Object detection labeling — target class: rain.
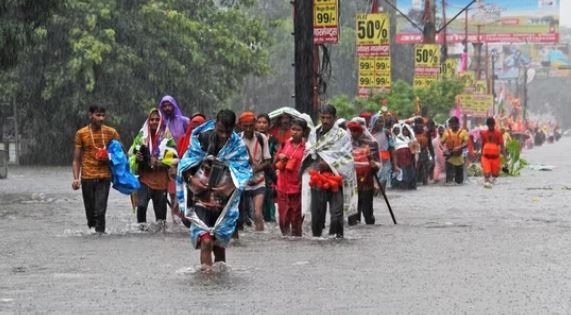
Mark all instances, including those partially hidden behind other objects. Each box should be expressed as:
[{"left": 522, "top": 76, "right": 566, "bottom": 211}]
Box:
[{"left": 1, "top": 0, "right": 571, "bottom": 313}]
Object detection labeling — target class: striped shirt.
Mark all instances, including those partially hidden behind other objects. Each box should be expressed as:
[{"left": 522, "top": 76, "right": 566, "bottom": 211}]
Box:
[{"left": 75, "top": 125, "right": 120, "bottom": 179}]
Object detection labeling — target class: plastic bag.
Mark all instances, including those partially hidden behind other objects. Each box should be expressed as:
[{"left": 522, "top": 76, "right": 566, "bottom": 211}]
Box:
[{"left": 108, "top": 139, "right": 141, "bottom": 194}]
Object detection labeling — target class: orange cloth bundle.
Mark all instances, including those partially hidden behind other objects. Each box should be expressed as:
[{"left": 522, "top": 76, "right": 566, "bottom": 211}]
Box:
[
  {"left": 275, "top": 159, "right": 286, "bottom": 171},
  {"left": 352, "top": 147, "right": 371, "bottom": 180},
  {"left": 308, "top": 169, "right": 343, "bottom": 192}
]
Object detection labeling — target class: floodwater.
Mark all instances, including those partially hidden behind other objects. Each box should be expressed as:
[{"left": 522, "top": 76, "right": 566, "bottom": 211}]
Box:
[{"left": 1, "top": 138, "right": 571, "bottom": 314}]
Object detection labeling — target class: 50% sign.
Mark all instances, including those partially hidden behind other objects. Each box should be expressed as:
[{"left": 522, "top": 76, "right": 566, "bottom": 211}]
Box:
[
  {"left": 415, "top": 44, "right": 439, "bottom": 67},
  {"left": 356, "top": 14, "right": 389, "bottom": 46}
]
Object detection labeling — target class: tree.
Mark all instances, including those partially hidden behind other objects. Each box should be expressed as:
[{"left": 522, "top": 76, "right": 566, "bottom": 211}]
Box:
[
  {"left": 0, "top": 0, "right": 60, "bottom": 70},
  {"left": 326, "top": 77, "right": 466, "bottom": 122},
  {"left": 1, "top": 0, "right": 269, "bottom": 164}
]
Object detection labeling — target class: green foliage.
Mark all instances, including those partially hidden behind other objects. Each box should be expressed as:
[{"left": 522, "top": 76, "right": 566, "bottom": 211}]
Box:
[
  {"left": 1, "top": 0, "right": 269, "bottom": 164},
  {"left": 0, "top": 0, "right": 60, "bottom": 70},
  {"left": 326, "top": 77, "right": 466, "bottom": 121},
  {"left": 329, "top": 95, "right": 356, "bottom": 119},
  {"left": 413, "top": 79, "right": 465, "bottom": 119},
  {"left": 467, "top": 163, "right": 483, "bottom": 177},
  {"left": 503, "top": 139, "right": 528, "bottom": 176}
]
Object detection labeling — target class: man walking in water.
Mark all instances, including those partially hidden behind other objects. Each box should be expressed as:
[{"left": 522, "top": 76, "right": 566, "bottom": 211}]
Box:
[
  {"left": 302, "top": 105, "right": 356, "bottom": 238},
  {"left": 176, "top": 109, "right": 252, "bottom": 271},
  {"left": 72, "top": 106, "right": 120, "bottom": 234},
  {"left": 480, "top": 117, "right": 504, "bottom": 188},
  {"left": 441, "top": 116, "right": 468, "bottom": 185},
  {"left": 239, "top": 112, "right": 271, "bottom": 232},
  {"left": 157, "top": 95, "right": 189, "bottom": 224}
]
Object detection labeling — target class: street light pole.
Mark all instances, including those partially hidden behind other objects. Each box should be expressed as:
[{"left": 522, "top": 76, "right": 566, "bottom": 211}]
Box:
[
  {"left": 523, "top": 65, "right": 528, "bottom": 123},
  {"left": 491, "top": 48, "right": 497, "bottom": 116}
]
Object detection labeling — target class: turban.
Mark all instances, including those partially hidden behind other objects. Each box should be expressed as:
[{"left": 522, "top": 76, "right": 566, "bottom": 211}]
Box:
[
  {"left": 239, "top": 112, "right": 256, "bottom": 123},
  {"left": 359, "top": 112, "right": 372, "bottom": 119},
  {"left": 191, "top": 114, "right": 206, "bottom": 125},
  {"left": 346, "top": 121, "right": 363, "bottom": 132}
]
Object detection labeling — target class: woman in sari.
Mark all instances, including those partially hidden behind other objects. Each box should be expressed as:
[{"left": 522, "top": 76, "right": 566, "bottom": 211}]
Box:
[
  {"left": 391, "top": 123, "right": 417, "bottom": 190},
  {"left": 432, "top": 125, "right": 446, "bottom": 183}
]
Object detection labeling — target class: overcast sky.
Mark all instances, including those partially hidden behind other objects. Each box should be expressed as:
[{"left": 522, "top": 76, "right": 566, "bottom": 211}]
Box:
[{"left": 562, "top": 0, "right": 570, "bottom": 27}]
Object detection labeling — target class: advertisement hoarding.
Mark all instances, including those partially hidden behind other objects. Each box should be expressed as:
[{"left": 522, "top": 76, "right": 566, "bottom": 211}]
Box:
[{"left": 396, "top": 0, "right": 560, "bottom": 44}]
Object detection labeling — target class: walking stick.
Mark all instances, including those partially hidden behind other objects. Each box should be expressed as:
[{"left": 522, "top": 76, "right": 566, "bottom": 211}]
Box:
[{"left": 374, "top": 173, "right": 397, "bottom": 224}]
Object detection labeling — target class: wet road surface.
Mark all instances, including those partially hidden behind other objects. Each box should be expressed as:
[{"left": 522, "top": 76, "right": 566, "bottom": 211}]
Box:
[{"left": 1, "top": 138, "right": 571, "bottom": 314}]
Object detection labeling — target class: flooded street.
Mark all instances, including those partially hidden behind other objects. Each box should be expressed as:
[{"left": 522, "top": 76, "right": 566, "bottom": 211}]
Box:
[{"left": 1, "top": 138, "right": 571, "bottom": 314}]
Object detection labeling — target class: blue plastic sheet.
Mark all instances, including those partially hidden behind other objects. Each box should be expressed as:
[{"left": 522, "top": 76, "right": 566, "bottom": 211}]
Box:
[{"left": 108, "top": 139, "right": 140, "bottom": 194}]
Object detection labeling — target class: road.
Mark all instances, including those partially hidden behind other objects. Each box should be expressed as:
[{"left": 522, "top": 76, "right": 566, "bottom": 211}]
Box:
[{"left": 1, "top": 138, "right": 571, "bottom": 314}]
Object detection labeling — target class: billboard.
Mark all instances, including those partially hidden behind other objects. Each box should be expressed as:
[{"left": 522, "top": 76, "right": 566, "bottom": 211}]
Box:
[
  {"left": 494, "top": 43, "right": 571, "bottom": 80},
  {"left": 396, "top": 0, "right": 560, "bottom": 44}
]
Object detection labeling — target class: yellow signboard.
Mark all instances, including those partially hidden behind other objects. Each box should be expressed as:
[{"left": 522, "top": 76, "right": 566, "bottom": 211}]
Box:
[
  {"left": 458, "top": 94, "right": 493, "bottom": 113},
  {"left": 474, "top": 80, "right": 488, "bottom": 94},
  {"left": 314, "top": 0, "right": 338, "bottom": 27},
  {"left": 356, "top": 13, "right": 389, "bottom": 46},
  {"left": 356, "top": 13, "right": 391, "bottom": 96},
  {"left": 313, "top": 0, "right": 339, "bottom": 44},
  {"left": 413, "top": 77, "right": 437, "bottom": 89},
  {"left": 460, "top": 71, "right": 476, "bottom": 89},
  {"left": 441, "top": 59, "right": 457, "bottom": 79},
  {"left": 413, "top": 44, "right": 440, "bottom": 89},
  {"left": 415, "top": 44, "right": 440, "bottom": 68},
  {"left": 375, "top": 55, "right": 391, "bottom": 88},
  {"left": 375, "top": 57, "right": 391, "bottom": 72},
  {"left": 358, "top": 56, "right": 391, "bottom": 91}
]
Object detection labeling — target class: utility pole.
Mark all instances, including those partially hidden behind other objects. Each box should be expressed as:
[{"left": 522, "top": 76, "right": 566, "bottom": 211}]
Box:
[
  {"left": 422, "top": 0, "right": 436, "bottom": 43},
  {"left": 293, "top": 0, "right": 316, "bottom": 119},
  {"left": 474, "top": 24, "right": 482, "bottom": 80},
  {"left": 523, "top": 66, "right": 528, "bottom": 123},
  {"left": 491, "top": 48, "right": 497, "bottom": 116},
  {"left": 12, "top": 96, "right": 19, "bottom": 165},
  {"left": 441, "top": 0, "right": 447, "bottom": 63}
]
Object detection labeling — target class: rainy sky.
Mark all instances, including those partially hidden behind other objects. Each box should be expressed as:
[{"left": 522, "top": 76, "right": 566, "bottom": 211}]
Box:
[{"left": 562, "top": 0, "right": 571, "bottom": 27}]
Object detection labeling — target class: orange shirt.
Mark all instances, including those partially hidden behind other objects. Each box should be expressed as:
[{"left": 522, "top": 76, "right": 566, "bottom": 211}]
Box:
[
  {"left": 480, "top": 129, "right": 504, "bottom": 147},
  {"left": 75, "top": 125, "right": 120, "bottom": 180}
]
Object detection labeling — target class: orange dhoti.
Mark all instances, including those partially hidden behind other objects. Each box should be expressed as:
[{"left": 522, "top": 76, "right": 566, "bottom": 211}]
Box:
[{"left": 481, "top": 143, "right": 501, "bottom": 176}]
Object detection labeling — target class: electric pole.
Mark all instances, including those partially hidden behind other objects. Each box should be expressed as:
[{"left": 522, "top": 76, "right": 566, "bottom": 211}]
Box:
[
  {"left": 422, "top": 0, "right": 436, "bottom": 43},
  {"left": 293, "top": 0, "right": 316, "bottom": 119}
]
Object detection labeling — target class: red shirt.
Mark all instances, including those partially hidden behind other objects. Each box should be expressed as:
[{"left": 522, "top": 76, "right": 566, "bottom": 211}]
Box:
[
  {"left": 276, "top": 139, "right": 305, "bottom": 194},
  {"left": 177, "top": 127, "right": 193, "bottom": 157}
]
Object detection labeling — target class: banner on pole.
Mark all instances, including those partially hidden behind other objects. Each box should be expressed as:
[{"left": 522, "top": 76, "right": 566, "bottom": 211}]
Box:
[
  {"left": 413, "top": 44, "right": 440, "bottom": 89},
  {"left": 356, "top": 13, "right": 391, "bottom": 97},
  {"left": 396, "top": 0, "right": 560, "bottom": 44},
  {"left": 313, "top": 0, "right": 339, "bottom": 44}
]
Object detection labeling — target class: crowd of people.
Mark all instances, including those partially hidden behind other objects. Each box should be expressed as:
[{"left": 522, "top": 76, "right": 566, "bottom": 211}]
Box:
[{"left": 71, "top": 96, "right": 563, "bottom": 271}]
